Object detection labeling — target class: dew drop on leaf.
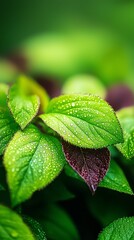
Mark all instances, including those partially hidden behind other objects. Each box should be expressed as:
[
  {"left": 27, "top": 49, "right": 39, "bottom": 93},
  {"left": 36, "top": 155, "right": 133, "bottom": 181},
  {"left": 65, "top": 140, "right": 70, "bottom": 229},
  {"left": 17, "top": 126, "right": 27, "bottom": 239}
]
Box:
[{"left": 10, "top": 231, "right": 18, "bottom": 238}]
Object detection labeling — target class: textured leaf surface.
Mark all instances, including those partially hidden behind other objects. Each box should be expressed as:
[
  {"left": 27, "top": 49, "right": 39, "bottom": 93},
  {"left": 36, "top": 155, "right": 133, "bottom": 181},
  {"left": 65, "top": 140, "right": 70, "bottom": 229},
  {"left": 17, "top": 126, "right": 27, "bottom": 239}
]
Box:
[
  {"left": 116, "top": 107, "right": 134, "bottom": 159},
  {"left": 0, "top": 110, "right": 19, "bottom": 155},
  {"left": 64, "top": 164, "right": 83, "bottom": 181},
  {"left": 0, "top": 86, "right": 19, "bottom": 155},
  {"left": 99, "top": 159, "right": 133, "bottom": 194},
  {"left": 4, "top": 124, "right": 65, "bottom": 206},
  {"left": 40, "top": 95, "right": 123, "bottom": 148},
  {"left": 98, "top": 217, "right": 134, "bottom": 240},
  {"left": 8, "top": 83, "right": 40, "bottom": 129},
  {"left": 62, "top": 141, "right": 110, "bottom": 193},
  {"left": 0, "top": 205, "right": 34, "bottom": 240},
  {"left": 23, "top": 215, "right": 47, "bottom": 240}
]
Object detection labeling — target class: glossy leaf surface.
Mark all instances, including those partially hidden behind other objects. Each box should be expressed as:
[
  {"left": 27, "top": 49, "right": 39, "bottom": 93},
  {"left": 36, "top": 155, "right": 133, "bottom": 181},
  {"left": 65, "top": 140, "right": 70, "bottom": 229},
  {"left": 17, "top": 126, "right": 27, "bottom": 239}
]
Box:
[
  {"left": 40, "top": 95, "right": 123, "bottom": 148},
  {"left": 98, "top": 217, "right": 134, "bottom": 240},
  {"left": 0, "top": 205, "right": 34, "bottom": 240},
  {"left": 4, "top": 124, "right": 65, "bottom": 206},
  {"left": 62, "top": 141, "right": 110, "bottom": 193}
]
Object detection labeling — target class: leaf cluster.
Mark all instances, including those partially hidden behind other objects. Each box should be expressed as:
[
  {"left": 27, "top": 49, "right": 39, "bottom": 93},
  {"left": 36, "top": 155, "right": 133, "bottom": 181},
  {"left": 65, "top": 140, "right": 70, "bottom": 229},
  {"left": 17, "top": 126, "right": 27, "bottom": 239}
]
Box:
[{"left": 0, "top": 75, "right": 134, "bottom": 239}]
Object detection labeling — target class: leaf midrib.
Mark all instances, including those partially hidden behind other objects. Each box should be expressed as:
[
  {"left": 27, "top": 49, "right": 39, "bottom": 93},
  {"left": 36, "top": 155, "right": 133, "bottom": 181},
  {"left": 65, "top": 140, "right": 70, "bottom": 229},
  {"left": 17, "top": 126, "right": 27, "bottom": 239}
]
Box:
[
  {"left": 13, "top": 136, "right": 42, "bottom": 201},
  {"left": 44, "top": 112, "right": 122, "bottom": 142}
]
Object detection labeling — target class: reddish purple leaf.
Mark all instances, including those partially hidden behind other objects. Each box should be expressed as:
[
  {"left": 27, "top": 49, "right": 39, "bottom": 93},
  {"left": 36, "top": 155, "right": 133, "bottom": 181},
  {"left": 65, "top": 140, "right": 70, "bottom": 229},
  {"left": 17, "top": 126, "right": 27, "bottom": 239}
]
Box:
[
  {"left": 8, "top": 52, "right": 28, "bottom": 72},
  {"left": 35, "top": 75, "right": 61, "bottom": 98},
  {"left": 106, "top": 84, "right": 134, "bottom": 111},
  {"left": 62, "top": 141, "right": 110, "bottom": 194}
]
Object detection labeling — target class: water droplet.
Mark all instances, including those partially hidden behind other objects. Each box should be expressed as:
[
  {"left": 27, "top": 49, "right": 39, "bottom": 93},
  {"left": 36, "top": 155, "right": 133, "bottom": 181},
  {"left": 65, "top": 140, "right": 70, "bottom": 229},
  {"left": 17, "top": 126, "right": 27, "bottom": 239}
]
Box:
[
  {"left": 72, "top": 102, "right": 75, "bottom": 107},
  {"left": 10, "top": 231, "right": 18, "bottom": 238}
]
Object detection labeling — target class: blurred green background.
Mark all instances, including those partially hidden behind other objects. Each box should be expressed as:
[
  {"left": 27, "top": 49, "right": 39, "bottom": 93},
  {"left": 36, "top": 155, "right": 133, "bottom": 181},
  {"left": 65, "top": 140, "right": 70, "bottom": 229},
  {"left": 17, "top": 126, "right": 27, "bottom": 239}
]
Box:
[
  {"left": 0, "top": 0, "right": 134, "bottom": 88},
  {"left": 0, "top": 2, "right": 134, "bottom": 239}
]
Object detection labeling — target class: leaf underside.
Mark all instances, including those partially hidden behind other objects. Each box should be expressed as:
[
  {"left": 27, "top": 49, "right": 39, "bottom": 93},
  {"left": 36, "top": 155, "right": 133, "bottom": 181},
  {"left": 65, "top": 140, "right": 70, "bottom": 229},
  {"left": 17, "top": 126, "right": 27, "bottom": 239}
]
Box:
[{"left": 62, "top": 140, "right": 110, "bottom": 193}]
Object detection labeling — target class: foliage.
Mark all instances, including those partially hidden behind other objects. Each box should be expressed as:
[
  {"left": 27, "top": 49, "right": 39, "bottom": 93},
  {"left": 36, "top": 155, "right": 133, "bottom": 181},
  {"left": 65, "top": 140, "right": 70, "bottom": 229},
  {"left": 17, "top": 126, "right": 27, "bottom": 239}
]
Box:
[{"left": 0, "top": 74, "right": 134, "bottom": 239}]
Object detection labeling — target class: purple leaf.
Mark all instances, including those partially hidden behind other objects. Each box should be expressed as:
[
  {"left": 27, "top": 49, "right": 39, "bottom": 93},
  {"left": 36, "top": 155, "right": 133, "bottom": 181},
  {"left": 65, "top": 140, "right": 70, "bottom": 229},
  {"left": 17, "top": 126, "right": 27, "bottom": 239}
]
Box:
[
  {"left": 8, "top": 52, "right": 28, "bottom": 72},
  {"left": 62, "top": 141, "right": 110, "bottom": 194},
  {"left": 106, "top": 84, "right": 134, "bottom": 111},
  {"left": 35, "top": 75, "right": 61, "bottom": 98}
]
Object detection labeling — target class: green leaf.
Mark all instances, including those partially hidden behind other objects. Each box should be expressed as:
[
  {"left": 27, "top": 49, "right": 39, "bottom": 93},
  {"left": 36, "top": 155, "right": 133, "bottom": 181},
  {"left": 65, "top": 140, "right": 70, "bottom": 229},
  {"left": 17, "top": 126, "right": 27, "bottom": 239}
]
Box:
[
  {"left": 116, "top": 107, "right": 134, "bottom": 159},
  {"left": 88, "top": 190, "right": 133, "bottom": 227},
  {"left": 98, "top": 217, "right": 134, "bottom": 240},
  {"left": 62, "top": 74, "right": 106, "bottom": 98},
  {"left": 65, "top": 157, "right": 133, "bottom": 195},
  {"left": 0, "top": 110, "right": 19, "bottom": 155},
  {"left": 99, "top": 159, "right": 133, "bottom": 195},
  {"left": 23, "top": 215, "right": 47, "bottom": 240},
  {"left": 8, "top": 82, "right": 40, "bottom": 129},
  {"left": 0, "top": 205, "right": 35, "bottom": 239},
  {"left": 0, "top": 184, "right": 5, "bottom": 191},
  {"left": 17, "top": 75, "right": 49, "bottom": 112},
  {"left": 40, "top": 95, "right": 123, "bottom": 148},
  {"left": 39, "top": 204, "right": 80, "bottom": 240},
  {"left": 0, "top": 86, "right": 19, "bottom": 155},
  {"left": 0, "top": 83, "right": 9, "bottom": 107},
  {"left": 4, "top": 124, "right": 65, "bottom": 206}
]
